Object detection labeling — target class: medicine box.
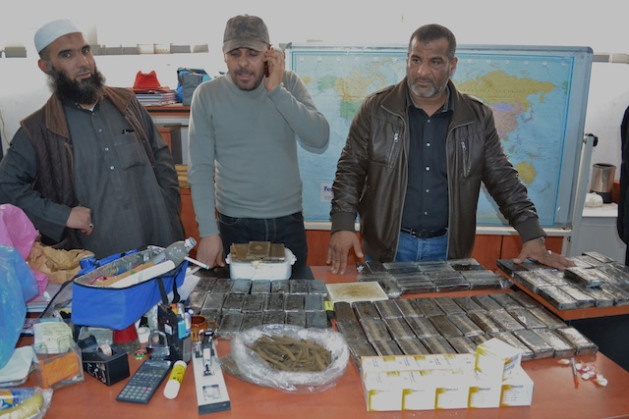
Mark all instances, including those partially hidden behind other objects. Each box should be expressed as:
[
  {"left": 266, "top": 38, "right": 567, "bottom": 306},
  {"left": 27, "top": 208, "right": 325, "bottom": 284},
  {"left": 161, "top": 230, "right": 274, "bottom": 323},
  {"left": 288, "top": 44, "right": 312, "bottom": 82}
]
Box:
[
  {"left": 362, "top": 370, "right": 415, "bottom": 411},
  {"left": 360, "top": 348, "right": 532, "bottom": 411},
  {"left": 468, "top": 373, "right": 502, "bottom": 408},
  {"left": 475, "top": 337, "right": 522, "bottom": 380},
  {"left": 362, "top": 369, "right": 472, "bottom": 411},
  {"left": 500, "top": 366, "right": 534, "bottom": 406},
  {"left": 424, "top": 369, "right": 471, "bottom": 409},
  {"left": 361, "top": 353, "right": 475, "bottom": 373}
]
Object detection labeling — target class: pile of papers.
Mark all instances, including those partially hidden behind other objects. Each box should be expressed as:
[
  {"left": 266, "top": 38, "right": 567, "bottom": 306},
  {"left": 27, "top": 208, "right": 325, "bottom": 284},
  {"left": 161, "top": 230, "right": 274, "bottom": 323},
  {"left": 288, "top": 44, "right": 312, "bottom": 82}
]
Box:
[{"left": 134, "top": 89, "right": 177, "bottom": 106}]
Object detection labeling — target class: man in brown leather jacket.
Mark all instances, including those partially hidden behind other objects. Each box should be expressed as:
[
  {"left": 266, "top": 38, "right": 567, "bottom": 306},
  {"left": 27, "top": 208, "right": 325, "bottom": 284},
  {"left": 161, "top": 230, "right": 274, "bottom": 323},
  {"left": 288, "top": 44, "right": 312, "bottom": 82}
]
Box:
[{"left": 327, "top": 24, "right": 573, "bottom": 274}]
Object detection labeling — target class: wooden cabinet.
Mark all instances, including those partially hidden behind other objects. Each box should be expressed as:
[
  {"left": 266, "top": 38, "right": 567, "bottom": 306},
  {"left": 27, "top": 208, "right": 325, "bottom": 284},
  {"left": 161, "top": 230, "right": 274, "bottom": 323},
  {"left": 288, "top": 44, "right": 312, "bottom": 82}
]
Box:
[
  {"left": 179, "top": 187, "right": 199, "bottom": 258},
  {"left": 157, "top": 125, "right": 183, "bottom": 164}
]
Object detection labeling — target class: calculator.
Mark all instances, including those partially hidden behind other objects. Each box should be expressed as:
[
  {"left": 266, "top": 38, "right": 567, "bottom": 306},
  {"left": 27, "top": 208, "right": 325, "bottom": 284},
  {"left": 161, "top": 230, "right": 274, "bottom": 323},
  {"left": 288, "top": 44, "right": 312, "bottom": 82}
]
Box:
[{"left": 116, "top": 359, "right": 172, "bottom": 404}]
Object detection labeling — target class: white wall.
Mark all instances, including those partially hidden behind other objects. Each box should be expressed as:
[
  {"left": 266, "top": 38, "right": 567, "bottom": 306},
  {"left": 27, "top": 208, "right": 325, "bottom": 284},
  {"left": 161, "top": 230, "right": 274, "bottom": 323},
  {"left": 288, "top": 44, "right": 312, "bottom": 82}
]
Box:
[{"left": 1, "top": 0, "right": 628, "bottom": 181}]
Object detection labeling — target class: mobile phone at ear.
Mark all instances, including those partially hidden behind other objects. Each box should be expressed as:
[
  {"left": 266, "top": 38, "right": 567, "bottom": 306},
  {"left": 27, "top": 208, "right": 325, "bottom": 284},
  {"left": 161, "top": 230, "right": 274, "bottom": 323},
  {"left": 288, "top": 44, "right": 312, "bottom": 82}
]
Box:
[{"left": 264, "top": 61, "right": 270, "bottom": 77}]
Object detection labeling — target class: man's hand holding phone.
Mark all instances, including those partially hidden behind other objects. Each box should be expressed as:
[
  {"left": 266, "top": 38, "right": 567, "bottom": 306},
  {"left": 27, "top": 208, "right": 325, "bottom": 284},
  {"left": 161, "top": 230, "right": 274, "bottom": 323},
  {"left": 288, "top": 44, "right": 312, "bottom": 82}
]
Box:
[{"left": 263, "top": 46, "right": 284, "bottom": 91}]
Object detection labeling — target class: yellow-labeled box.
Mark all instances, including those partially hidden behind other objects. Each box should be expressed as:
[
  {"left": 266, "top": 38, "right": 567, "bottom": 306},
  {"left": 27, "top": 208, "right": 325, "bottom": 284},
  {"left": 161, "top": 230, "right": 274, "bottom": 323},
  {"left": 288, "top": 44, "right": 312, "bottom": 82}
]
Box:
[
  {"left": 501, "top": 366, "right": 534, "bottom": 406},
  {"left": 475, "top": 338, "right": 522, "bottom": 380}
]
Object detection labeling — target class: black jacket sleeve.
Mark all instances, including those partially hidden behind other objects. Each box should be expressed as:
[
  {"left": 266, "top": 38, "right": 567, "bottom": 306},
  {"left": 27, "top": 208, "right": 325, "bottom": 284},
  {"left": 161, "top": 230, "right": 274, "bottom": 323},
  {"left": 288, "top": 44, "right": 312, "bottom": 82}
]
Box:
[{"left": 618, "top": 105, "right": 629, "bottom": 247}]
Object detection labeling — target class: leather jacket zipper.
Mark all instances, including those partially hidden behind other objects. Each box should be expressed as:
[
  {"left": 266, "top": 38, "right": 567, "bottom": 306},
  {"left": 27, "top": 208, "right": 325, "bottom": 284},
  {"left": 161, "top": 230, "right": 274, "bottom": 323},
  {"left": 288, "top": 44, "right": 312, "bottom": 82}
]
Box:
[
  {"left": 461, "top": 139, "right": 469, "bottom": 176},
  {"left": 388, "top": 131, "right": 400, "bottom": 165}
]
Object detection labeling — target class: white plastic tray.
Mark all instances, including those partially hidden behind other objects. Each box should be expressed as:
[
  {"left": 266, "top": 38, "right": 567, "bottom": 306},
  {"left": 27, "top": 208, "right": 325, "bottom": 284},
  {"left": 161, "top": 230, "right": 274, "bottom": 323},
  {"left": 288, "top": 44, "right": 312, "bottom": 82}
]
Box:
[{"left": 226, "top": 248, "right": 296, "bottom": 280}]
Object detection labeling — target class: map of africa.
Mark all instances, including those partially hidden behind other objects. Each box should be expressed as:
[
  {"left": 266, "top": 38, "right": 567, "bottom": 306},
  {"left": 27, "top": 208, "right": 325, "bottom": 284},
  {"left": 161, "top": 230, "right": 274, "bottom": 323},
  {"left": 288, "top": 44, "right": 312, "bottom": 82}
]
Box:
[{"left": 289, "top": 46, "right": 591, "bottom": 227}]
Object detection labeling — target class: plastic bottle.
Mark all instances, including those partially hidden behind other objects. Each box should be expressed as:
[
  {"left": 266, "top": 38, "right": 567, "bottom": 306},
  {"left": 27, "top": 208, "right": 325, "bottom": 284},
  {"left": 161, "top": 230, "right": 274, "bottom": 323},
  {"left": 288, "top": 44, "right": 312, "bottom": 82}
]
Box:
[
  {"left": 146, "top": 304, "right": 159, "bottom": 331},
  {"left": 151, "top": 237, "right": 196, "bottom": 266},
  {"left": 163, "top": 360, "right": 187, "bottom": 399}
]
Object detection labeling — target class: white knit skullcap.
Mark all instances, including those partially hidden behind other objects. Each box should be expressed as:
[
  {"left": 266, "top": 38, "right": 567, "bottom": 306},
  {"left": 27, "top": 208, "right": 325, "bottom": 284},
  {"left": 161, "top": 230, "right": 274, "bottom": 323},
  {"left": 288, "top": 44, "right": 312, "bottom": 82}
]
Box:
[{"left": 34, "top": 19, "right": 81, "bottom": 53}]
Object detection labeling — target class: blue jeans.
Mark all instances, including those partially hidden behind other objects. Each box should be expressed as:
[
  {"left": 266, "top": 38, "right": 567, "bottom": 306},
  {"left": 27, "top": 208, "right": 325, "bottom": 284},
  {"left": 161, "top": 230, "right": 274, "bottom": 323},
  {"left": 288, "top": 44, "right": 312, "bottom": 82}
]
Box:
[
  {"left": 395, "top": 231, "right": 448, "bottom": 262},
  {"left": 218, "top": 212, "right": 312, "bottom": 279}
]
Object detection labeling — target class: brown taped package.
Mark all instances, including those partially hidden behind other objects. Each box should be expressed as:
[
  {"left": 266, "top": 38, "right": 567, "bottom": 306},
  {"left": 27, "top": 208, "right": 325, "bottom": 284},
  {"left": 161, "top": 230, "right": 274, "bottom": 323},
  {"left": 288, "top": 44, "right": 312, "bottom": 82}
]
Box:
[{"left": 27, "top": 242, "right": 94, "bottom": 284}]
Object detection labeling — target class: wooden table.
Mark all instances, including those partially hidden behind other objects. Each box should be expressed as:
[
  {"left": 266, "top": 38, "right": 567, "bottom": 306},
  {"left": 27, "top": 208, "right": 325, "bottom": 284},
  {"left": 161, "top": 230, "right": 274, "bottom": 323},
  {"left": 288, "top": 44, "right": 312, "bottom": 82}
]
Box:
[
  {"left": 145, "top": 103, "right": 190, "bottom": 116},
  {"left": 22, "top": 267, "right": 629, "bottom": 418}
]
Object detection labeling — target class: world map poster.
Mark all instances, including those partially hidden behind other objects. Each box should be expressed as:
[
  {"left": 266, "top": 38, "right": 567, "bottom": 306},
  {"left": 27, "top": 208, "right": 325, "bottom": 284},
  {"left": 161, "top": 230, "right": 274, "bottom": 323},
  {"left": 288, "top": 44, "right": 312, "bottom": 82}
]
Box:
[{"left": 289, "top": 45, "right": 592, "bottom": 228}]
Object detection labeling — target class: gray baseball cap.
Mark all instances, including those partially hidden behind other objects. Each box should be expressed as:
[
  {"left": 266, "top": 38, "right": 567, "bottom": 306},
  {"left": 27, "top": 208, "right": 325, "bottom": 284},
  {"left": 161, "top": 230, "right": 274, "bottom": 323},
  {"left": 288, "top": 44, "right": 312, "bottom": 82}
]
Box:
[{"left": 222, "top": 15, "right": 270, "bottom": 53}]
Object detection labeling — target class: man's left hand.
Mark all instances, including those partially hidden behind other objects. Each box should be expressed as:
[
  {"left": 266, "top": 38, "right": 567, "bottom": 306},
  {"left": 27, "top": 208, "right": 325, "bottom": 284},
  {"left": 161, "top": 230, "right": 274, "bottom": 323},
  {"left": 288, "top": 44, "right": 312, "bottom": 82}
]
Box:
[{"left": 514, "top": 237, "right": 575, "bottom": 270}]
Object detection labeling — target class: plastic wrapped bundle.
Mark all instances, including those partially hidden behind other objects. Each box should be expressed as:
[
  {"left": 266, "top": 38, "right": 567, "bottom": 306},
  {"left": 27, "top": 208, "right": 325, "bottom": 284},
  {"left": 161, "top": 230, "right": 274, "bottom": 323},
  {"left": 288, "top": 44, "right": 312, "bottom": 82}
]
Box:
[{"left": 228, "top": 324, "right": 349, "bottom": 393}]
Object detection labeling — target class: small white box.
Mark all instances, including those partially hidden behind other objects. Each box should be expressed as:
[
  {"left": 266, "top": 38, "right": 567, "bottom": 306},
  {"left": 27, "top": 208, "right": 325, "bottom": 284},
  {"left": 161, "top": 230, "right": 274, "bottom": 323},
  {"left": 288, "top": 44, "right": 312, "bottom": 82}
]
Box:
[
  {"left": 402, "top": 372, "right": 437, "bottom": 411},
  {"left": 475, "top": 338, "right": 522, "bottom": 380},
  {"left": 361, "top": 355, "right": 419, "bottom": 373},
  {"left": 500, "top": 367, "right": 534, "bottom": 407},
  {"left": 361, "top": 353, "right": 475, "bottom": 374},
  {"left": 360, "top": 352, "right": 530, "bottom": 412},
  {"left": 362, "top": 371, "right": 407, "bottom": 411},
  {"left": 363, "top": 370, "right": 442, "bottom": 411},
  {"left": 415, "top": 353, "right": 476, "bottom": 371},
  {"left": 226, "top": 248, "right": 296, "bottom": 280},
  {"left": 426, "top": 370, "right": 471, "bottom": 410},
  {"left": 468, "top": 373, "right": 501, "bottom": 408}
]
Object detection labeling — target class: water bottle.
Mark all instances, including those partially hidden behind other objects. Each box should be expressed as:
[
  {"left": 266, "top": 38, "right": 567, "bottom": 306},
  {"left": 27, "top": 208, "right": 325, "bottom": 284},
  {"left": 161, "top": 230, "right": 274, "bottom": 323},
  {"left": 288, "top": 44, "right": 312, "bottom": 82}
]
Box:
[{"left": 151, "top": 237, "right": 196, "bottom": 266}]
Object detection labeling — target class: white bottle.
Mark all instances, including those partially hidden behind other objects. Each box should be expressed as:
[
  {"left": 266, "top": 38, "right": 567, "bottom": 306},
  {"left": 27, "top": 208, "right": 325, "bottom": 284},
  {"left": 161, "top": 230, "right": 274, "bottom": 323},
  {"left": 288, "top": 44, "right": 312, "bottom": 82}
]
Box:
[
  {"left": 163, "top": 360, "right": 187, "bottom": 399},
  {"left": 151, "top": 237, "right": 196, "bottom": 266}
]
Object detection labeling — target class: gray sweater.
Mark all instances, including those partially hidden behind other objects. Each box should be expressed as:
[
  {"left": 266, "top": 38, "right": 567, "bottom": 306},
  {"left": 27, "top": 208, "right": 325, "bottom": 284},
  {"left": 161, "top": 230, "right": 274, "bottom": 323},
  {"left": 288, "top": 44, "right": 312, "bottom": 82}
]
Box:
[{"left": 188, "top": 71, "right": 329, "bottom": 237}]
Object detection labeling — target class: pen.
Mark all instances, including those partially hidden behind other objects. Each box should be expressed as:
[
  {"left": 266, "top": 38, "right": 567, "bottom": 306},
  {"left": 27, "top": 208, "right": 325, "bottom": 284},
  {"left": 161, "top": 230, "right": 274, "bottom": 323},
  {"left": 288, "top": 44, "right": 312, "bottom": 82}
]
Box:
[
  {"left": 570, "top": 357, "right": 579, "bottom": 389},
  {"left": 185, "top": 256, "right": 210, "bottom": 270}
]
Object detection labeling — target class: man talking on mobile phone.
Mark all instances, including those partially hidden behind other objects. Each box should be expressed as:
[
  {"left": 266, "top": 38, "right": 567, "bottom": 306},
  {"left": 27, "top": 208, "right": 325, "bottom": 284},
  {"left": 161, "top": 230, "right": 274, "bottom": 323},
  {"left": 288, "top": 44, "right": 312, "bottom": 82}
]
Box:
[{"left": 188, "top": 15, "right": 330, "bottom": 278}]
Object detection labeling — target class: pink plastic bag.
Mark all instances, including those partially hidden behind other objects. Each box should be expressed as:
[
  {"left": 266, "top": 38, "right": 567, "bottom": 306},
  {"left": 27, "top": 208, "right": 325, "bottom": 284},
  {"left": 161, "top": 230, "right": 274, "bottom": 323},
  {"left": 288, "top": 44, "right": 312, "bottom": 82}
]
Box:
[{"left": 0, "top": 204, "right": 49, "bottom": 297}]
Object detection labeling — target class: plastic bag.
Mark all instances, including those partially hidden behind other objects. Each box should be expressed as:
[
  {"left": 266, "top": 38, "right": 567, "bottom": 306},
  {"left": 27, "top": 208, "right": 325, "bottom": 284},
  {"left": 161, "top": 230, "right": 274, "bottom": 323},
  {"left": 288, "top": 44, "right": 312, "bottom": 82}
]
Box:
[
  {"left": 227, "top": 324, "right": 349, "bottom": 394},
  {"left": 0, "top": 204, "right": 49, "bottom": 297},
  {"left": 0, "top": 387, "right": 54, "bottom": 418},
  {"left": 0, "top": 245, "right": 38, "bottom": 369},
  {"left": 0, "top": 204, "right": 37, "bottom": 259}
]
